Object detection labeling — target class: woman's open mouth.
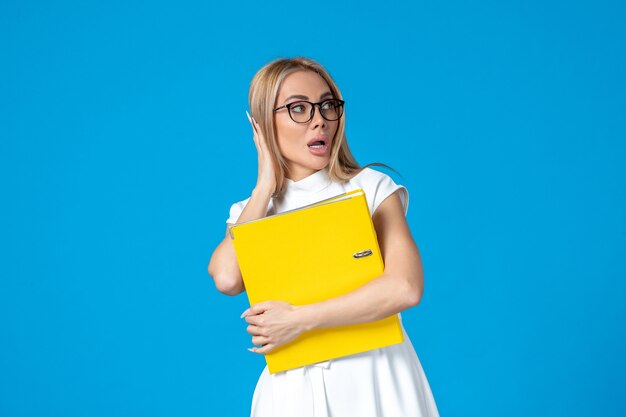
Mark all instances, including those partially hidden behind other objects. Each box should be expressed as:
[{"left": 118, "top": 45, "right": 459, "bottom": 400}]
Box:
[
  {"left": 307, "top": 135, "right": 328, "bottom": 155},
  {"left": 307, "top": 138, "right": 329, "bottom": 155}
]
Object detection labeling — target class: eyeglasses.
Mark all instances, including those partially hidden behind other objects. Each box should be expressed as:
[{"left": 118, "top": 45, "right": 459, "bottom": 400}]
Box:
[{"left": 273, "top": 99, "right": 345, "bottom": 124}]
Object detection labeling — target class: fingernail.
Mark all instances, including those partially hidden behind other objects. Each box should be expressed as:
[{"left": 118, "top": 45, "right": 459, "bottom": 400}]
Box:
[
  {"left": 240, "top": 308, "right": 250, "bottom": 318},
  {"left": 247, "top": 347, "right": 255, "bottom": 352}
]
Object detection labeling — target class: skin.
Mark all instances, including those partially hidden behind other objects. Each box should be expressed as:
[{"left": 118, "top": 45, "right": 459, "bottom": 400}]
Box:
[
  {"left": 274, "top": 70, "right": 339, "bottom": 181},
  {"left": 240, "top": 70, "right": 424, "bottom": 355}
]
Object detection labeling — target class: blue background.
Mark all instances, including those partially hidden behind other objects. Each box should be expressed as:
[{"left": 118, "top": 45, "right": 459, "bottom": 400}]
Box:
[{"left": 1, "top": 0, "right": 625, "bottom": 416}]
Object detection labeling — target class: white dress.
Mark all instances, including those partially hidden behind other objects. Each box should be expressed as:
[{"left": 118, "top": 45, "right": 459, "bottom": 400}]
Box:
[{"left": 226, "top": 166, "right": 440, "bottom": 417}]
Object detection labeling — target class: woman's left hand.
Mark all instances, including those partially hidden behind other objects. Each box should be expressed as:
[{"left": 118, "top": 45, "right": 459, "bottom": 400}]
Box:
[{"left": 242, "top": 301, "right": 307, "bottom": 354}]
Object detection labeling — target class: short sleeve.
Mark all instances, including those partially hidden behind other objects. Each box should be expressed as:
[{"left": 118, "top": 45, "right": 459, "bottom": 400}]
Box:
[
  {"left": 371, "top": 173, "right": 410, "bottom": 217},
  {"left": 225, "top": 197, "right": 250, "bottom": 225}
]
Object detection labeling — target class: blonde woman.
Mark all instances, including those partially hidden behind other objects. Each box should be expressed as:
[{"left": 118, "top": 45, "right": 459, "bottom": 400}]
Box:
[{"left": 208, "top": 57, "right": 439, "bottom": 417}]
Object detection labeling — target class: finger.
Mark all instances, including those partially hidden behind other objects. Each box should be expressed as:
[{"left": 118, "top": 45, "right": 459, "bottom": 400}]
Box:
[
  {"left": 255, "top": 343, "right": 274, "bottom": 354},
  {"left": 246, "top": 111, "right": 257, "bottom": 133},
  {"left": 246, "top": 324, "right": 264, "bottom": 335},
  {"left": 249, "top": 302, "right": 271, "bottom": 316},
  {"left": 248, "top": 112, "right": 259, "bottom": 134},
  {"left": 252, "top": 335, "right": 270, "bottom": 345},
  {"left": 250, "top": 130, "right": 260, "bottom": 152},
  {"left": 246, "top": 111, "right": 260, "bottom": 149},
  {"left": 257, "top": 131, "right": 270, "bottom": 153},
  {"left": 244, "top": 315, "right": 264, "bottom": 327},
  {"left": 252, "top": 119, "right": 266, "bottom": 144},
  {"left": 247, "top": 345, "right": 265, "bottom": 354}
]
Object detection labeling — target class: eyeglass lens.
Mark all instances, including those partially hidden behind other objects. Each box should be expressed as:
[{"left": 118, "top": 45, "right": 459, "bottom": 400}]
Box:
[{"left": 289, "top": 100, "right": 343, "bottom": 123}]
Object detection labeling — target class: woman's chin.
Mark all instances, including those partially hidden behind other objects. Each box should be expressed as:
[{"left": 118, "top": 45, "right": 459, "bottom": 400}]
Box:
[
  {"left": 308, "top": 157, "right": 330, "bottom": 170},
  {"left": 285, "top": 158, "right": 330, "bottom": 178}
]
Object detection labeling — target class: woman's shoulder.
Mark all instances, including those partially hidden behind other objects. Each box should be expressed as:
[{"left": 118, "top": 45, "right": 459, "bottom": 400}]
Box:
[
  {"left": 349, "top": 166, "right": 402, "bottom": 191},
  {"left": 351, "top": 166, "right": 392, "bottom": 183},
  {"left": 226, "top": 195, "right": 277, "bottom": 224},
  {"left": 230, "top": 196, "right": 252, "bottom": 209},
  {"left": 349, "top": 166, "right": 410, "bottom": 216},
  {"left": 225, "top": 196, "right": 252, "bottom": 224}
]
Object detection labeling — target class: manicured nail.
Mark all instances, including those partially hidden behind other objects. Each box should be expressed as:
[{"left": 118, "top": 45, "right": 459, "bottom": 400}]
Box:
[
  {"left": 240, "top": 308, "right": 250, "bottom": 318},
  {"left": 247, "top": 347, "right": 255, "bottom": 352}
]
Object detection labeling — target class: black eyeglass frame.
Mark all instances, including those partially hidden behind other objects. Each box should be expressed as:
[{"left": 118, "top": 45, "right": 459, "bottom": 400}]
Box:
[{"left": 273, "top": 99, "right": 345, "bottom": 123}]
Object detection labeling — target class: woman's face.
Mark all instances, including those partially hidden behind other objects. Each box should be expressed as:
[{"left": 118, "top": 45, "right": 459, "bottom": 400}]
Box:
[{"left": 274, "top": 70, "right": 339, "bottom": 181}]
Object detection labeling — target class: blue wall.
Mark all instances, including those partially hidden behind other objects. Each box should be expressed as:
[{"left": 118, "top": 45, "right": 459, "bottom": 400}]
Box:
[{"left": 1, "top": 1, "right": 624, "bottom": 416}]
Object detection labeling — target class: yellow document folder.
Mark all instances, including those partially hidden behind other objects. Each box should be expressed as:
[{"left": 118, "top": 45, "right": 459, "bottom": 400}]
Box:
[{"left": 229, "top": 188, "right": 404, "bottom": 374}]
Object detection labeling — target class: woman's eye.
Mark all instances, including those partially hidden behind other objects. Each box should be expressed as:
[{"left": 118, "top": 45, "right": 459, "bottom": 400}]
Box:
[
  {"left": 291, "top": 104, "right": 306, "bottom": 113},
  {"left": 321, "top": 100, "right": 335, "bottom": 110}
]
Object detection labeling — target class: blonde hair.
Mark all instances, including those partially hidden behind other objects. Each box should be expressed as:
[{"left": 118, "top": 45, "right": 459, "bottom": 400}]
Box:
[{"left": 248, "top": 56, "right": 398, "bottom": 196}]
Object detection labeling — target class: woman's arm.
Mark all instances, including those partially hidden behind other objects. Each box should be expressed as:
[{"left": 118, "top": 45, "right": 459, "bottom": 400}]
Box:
[
  {"left": 243, "top": 190, "right": 424, "bottom": 353},
  {"left": 295, "top": 189, "right": 423, "bottom": 330},
  {"left": 207, "top": 187, "right": 273, "bottom": 296},
  {"left": 208, "top": 113, "right": 276, "bottom": 296}
]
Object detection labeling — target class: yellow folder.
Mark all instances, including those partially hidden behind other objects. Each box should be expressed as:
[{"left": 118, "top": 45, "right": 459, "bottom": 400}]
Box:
[{"left": 228, "top": 188, "right": 404, "bottom": 374}]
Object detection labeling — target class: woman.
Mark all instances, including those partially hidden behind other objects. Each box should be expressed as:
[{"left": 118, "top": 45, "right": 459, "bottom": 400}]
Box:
[{"left": 208, "top": 57, "right": 439, "bottom": 417}]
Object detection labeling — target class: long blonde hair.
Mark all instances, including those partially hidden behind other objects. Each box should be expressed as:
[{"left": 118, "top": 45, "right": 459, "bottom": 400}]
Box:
[{"left": 248, "top": 57, "right": 398, "bottom": 196}]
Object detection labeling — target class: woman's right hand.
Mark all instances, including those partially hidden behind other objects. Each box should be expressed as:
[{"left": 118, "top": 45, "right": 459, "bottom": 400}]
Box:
[{"left": 247, "top": 111, "right": 276, "bottom": 197}]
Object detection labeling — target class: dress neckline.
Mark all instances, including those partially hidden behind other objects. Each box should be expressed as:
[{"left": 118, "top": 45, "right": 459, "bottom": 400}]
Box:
[{"left": 283, "top": 166, "right": 333, "bottom": 196}]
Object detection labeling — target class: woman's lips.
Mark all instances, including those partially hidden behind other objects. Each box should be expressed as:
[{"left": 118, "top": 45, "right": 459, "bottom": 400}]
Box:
[{"left": 307, "top": 141, "right": 329, "bottom": 155}]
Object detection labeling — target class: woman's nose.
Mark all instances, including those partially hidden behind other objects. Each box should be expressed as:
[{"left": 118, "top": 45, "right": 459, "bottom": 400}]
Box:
[{"left": 310, "top": 104, "right": 327, "bottom": 128}]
